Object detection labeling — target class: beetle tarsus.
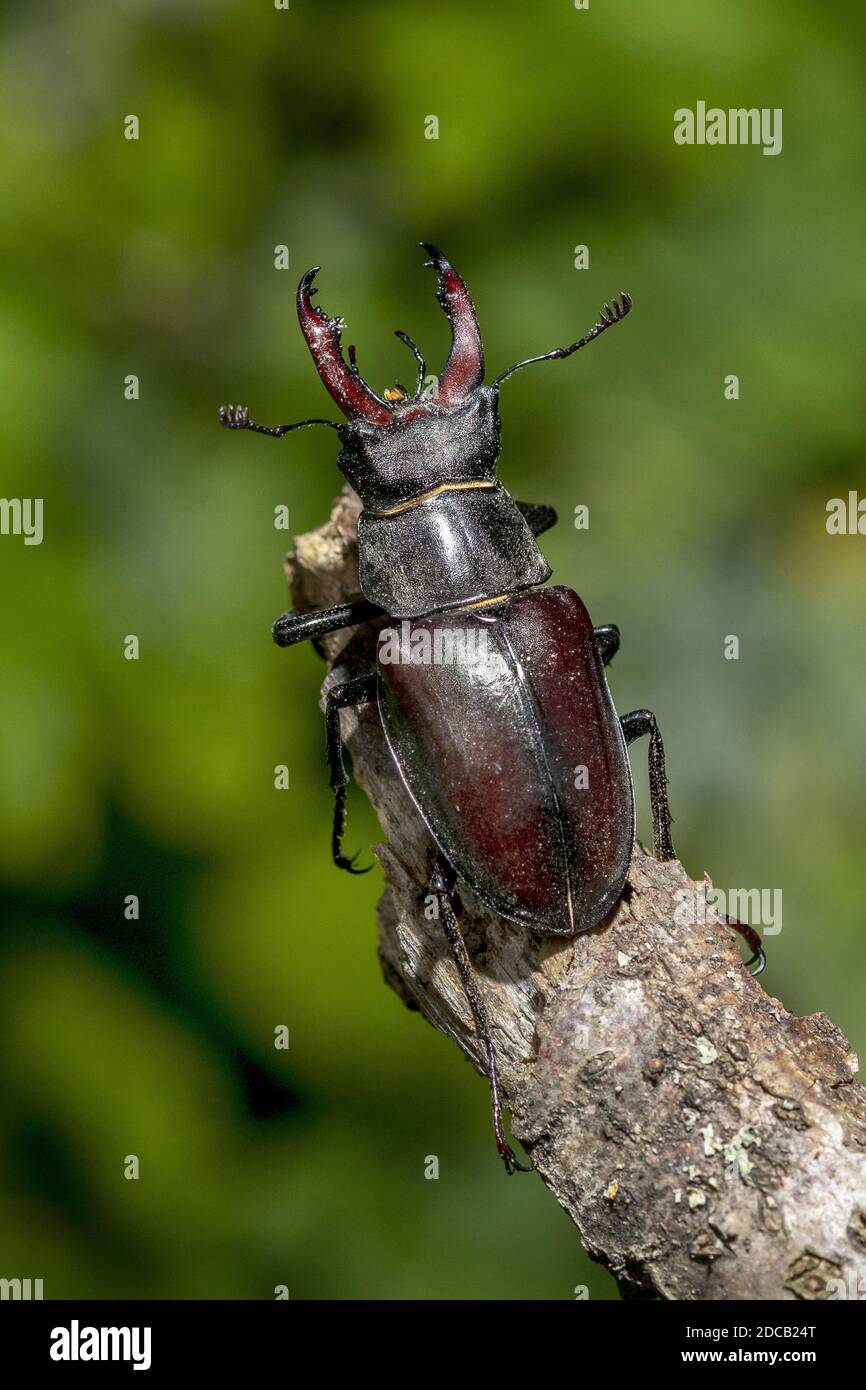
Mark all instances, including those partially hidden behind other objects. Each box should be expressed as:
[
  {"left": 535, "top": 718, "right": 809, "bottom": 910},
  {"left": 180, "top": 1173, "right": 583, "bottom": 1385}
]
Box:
[
  {"left": 431, "top": 853, "right": 532, "bottom": 1176},
  {"left": 621, "top": 708, "right": 675, "bottom": 862},
  {"left": 325, "top": 674, "right": 379, "bottom": 873},
  {"left": 498, "top": 1142, "right": 532, "bottom": 1177},
  {"left": 335, "top": 843, "right": 373, "bottom": 876},
  {"left": 331, "top": 779, "right": 372, "bottom": 875},
  {"left": 723, "top": 916, "right": 767, "bottom": 976}
]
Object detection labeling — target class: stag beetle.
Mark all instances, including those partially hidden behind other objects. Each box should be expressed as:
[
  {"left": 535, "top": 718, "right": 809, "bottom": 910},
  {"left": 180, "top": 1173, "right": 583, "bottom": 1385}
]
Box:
[{"left": 220, "top": 245, "right": 764, "bottom": 1173}]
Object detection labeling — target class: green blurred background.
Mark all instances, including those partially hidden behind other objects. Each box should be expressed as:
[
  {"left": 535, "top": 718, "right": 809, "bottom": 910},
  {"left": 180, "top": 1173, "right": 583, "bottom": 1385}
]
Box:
[{"left": 0, "top": 0, "right": 863, "bottom": 1300}]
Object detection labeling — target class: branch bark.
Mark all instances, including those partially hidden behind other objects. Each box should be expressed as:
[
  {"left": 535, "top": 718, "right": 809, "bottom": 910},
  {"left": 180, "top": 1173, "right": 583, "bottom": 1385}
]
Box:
[{"left": 287, "top": 488, "right": 866, "bottom": 1301}]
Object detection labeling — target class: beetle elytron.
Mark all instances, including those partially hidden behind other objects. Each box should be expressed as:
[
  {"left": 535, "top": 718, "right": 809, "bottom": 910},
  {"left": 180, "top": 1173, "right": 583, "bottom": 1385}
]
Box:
[{"left": 221, "top": 245, "right": 763, "bottom": 1173}]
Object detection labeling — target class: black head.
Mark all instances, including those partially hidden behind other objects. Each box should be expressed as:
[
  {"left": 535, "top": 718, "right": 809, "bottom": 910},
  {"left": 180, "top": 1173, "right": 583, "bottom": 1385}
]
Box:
[{"left": 297, "top": 245, "right": 501, "bottom": 512}]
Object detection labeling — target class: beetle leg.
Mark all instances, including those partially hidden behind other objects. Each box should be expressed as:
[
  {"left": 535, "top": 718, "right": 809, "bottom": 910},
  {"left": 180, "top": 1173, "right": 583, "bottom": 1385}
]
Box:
[
  {"left": 272, "top": 600, "right": 383, "bottom": 650},
  {"left": 722, "top": 915, "right": 767, "bottom": 977},
  {"left": 429, "top": 854, "right": 531, "bottom": 1177},
  {"left": 325, "top": 674, "right": 378, "bottom": 874},
  {"left": 620, "top": 708, "right": 675, "bottom": 862},
  {"left": 514, "top": 500, "right": 558, "bottom": 537},
  {"left": 594, "top": 623, "right": 621, "bottom": 667}
]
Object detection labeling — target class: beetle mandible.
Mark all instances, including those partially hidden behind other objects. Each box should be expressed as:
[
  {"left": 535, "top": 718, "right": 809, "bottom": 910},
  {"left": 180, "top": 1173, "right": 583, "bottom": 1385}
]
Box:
[{"left": 220, "top": 245, "right": 764, "bottom": 1173}]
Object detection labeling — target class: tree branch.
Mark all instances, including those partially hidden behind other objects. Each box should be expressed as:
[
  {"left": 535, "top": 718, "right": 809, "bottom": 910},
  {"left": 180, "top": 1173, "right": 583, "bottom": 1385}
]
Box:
[{"left": 287, "top": 487, "right": 866, "bottom": 1301}]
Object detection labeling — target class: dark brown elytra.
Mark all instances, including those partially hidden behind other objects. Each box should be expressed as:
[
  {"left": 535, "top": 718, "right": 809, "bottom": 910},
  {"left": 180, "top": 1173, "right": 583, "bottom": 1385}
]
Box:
[{"left": 220, "top": 245, "right": 764, "bottom": 1174}]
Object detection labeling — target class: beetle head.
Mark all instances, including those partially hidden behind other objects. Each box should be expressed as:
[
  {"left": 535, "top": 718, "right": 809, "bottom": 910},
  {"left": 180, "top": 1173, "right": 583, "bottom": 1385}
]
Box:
[{"left": 297, "top": 245, "right": 501, "bottom": 509}]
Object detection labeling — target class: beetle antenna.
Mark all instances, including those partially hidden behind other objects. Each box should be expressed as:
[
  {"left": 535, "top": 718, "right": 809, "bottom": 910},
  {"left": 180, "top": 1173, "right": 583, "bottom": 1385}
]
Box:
[
  {"left": 394, "top": 330, "right": 426, "bottom": 399},
  {"left": 219, "top": 404, "right": 343, "bottom": 437},
  {"left": 492, "top": 292, "right": 633, "bottom": 387}
]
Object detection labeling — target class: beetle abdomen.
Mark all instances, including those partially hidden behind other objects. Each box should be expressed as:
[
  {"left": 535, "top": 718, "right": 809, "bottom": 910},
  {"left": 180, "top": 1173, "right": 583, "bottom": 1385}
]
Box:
[{"left": 377, "top": 586, "right": 634, "bottom": 935}]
